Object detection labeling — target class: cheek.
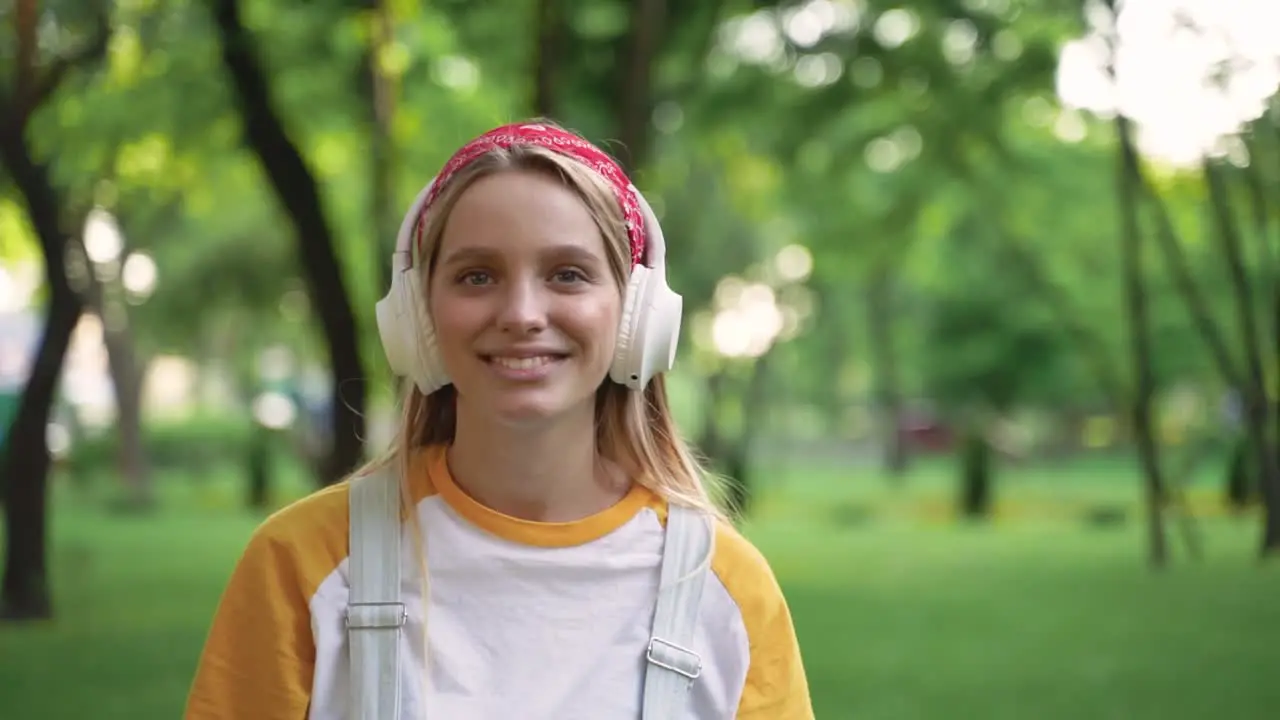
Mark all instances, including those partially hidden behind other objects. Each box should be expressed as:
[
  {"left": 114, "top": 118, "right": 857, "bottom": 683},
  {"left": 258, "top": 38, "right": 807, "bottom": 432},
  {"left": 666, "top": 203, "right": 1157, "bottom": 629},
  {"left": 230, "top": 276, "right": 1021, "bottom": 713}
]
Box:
[
  {"left": 566, "top": 297, "right": 622, "bottom": 353},
  {"left": 427, "top": 293, "right": 475, "bottom": 346}
]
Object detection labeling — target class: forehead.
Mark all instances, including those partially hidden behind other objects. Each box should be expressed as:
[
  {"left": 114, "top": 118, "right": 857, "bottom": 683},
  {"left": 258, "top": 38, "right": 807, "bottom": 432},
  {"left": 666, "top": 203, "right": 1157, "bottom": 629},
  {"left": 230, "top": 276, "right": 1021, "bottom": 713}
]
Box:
[{"left": 436, "top": 169, "right": 607, "bottom": 265}]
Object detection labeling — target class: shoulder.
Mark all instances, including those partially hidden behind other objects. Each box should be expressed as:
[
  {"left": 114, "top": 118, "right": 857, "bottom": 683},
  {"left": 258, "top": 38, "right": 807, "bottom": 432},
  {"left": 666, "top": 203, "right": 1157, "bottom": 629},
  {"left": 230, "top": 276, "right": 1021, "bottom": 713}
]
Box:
[
  {"left": 241, "top": 452, "right": 442, "bottom": 598},
  {"left": 707, "top": 518, "right": 796, "bottom": 651},
  {"left": 709, "top": 519, "right": 785, "bottom": 616},
  {"left": 237, "top": 479, "right": 351, "bottom": 602},
  {"left": 185, "top": 481, "right": 353, "bottom": 719}
]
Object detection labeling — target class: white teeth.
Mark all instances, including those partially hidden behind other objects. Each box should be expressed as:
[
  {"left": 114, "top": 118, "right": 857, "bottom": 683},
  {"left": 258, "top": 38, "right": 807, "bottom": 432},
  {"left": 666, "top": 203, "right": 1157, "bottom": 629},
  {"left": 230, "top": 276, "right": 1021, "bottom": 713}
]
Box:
[{"left": 492, "top": 355, "right": 555, "bottom": 370}]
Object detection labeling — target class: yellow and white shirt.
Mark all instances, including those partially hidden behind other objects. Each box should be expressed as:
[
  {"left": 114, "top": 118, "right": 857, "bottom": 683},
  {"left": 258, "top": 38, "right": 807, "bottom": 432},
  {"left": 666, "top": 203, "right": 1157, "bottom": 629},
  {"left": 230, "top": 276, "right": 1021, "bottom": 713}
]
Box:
[{"left": 185, "top": 446, "right": 813, "bottom": 719}]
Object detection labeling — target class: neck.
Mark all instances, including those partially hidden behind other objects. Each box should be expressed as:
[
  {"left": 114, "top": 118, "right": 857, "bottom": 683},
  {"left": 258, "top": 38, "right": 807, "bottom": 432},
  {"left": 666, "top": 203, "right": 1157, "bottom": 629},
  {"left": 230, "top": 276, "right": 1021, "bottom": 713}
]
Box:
[{"left": 446, "top": 400, "right": 630, "bottom": 522}]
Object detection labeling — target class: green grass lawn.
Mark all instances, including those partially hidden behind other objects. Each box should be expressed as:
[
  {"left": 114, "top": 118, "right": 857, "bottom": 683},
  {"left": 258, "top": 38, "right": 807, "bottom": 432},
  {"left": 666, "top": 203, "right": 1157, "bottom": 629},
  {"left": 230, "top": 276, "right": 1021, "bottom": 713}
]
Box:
[{"left": 2, "top": 453, "right": 1279, "bottom": 719}]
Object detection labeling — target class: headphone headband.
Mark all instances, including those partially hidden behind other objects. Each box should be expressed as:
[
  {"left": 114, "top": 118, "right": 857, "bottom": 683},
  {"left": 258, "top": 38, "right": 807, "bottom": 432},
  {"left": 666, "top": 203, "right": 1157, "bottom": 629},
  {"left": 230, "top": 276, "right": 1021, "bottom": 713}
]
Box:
[{"left": 390, "top": 179, "right": 437, "bottom": 273}]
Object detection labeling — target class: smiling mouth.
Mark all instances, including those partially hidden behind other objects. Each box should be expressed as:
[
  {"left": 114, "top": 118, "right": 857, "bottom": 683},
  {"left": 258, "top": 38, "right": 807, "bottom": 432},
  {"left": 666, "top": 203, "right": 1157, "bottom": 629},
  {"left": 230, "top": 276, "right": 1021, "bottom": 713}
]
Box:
[{"left": 483, "top": 355, "right": 567, "bottom": 370}]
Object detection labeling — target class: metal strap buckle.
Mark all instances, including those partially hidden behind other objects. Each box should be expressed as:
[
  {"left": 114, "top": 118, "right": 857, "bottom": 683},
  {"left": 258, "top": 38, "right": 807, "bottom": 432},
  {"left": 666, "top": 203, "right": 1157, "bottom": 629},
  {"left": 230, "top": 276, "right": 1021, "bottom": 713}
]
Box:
[
  {"left": 646, "top": 637, "right": 703, "bottom": 680},
  {"left": 345, "top": 601, "right": 407, "bottom": 629}
]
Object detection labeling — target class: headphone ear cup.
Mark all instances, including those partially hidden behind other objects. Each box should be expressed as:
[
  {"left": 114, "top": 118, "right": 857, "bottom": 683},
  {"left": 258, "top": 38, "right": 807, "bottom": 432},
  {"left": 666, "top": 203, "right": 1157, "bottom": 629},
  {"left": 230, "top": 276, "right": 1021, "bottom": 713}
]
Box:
[
  {"left": 403, "top": 269, "right": 451, "bottom": 395},
  {"left": 376, "top": 272, "right": 416, "bottom": 380},
  {"left": 646, "top": 281, "right": 682, "bottom": 378},
  {"left": 609, "top": 268, "right": 682, "bottom": 391},
  {"left": 610, "top": 267, "right": 650, "bottom": 390}
]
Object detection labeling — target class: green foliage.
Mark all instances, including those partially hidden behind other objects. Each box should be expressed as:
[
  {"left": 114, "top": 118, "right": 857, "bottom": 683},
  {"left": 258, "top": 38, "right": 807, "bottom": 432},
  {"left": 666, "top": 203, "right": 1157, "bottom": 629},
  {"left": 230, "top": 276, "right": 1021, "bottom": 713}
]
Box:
[
  {"left": 66, "top": 415, "right": 254, "bottom": 481},
  {"left": 916, "top": 210, "right": 1081, "bottom": 412},
  {"left": 0, "top": 197, "right": 40, "bottom": 261}
]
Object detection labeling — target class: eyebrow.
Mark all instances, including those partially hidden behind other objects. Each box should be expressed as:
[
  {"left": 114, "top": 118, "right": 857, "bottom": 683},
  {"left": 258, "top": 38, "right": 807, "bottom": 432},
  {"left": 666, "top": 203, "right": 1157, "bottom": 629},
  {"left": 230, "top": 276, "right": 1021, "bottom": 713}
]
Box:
[{"left": 437, "top": 244, "right": 604, "bottom": 267}]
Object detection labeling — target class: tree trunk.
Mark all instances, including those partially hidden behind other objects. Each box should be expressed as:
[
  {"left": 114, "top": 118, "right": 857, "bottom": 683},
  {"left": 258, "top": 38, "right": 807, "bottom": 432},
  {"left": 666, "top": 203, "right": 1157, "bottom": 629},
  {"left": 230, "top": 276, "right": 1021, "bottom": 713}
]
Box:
[
  {"left": 614, "top": 0, "right": 665, "bottom": 172},
  {"left": 74, "top": 245, "right": 152, "bottom": 510},
  {"left": 211, "top": 0, "right": 367, "bottom": 485},
  {"left": 1204, "top": 161, "right": 1280, "bottom": 555},
  {"left": 866, "top": 269, "right": 908, "bottom": 477},
  {"left": 246, "top": 427, "right": 272, "bottom": 511},
  {"left": 730, "top": 355, "right": 772, "bottom": 516},
  {"left": 0, "top": 110, "right": 85, "bottom": 621},
  {"left": 1139, "top": 167, "right": 1244, "bottom": 390},
  {"left": 697, "top": 357, "right": 771, "bottom": 518},
  {"left": 101, "top": 305, "right": 151, "bottom": 510},
  {"left": 1237, "top": 140, "right": 1280, "bottom": 501},
  {"left": 1224, "top": 435, "right": 1256, "bottom": 513},
  {"left": 958, "top": 423, "right": 993, "bottom": 520},
  {"left": 1261, "top": 112, "right": 1280, "bottom": 464},
  {"left": 1272, "top": 284, "right": 1280, "bottom": 502},
  {"left": 532, "top": 0, "right": 564, "bottom": 118},
  {"left": 698, "top": 370, "right": 748, "bottom": 514},
  {"left": 363, "top": 0, "right": 398, "bottom": 295},
  {"left": 1115, "top": 113, "right": 1168, "bottom": 569}
]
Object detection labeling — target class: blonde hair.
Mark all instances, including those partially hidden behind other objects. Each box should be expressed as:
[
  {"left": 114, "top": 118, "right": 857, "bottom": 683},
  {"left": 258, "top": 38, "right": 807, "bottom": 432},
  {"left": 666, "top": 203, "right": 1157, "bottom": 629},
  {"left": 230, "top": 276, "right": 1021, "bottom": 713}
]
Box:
[{"left": 346, "top": 126, "right": 732, "bottom": 701}]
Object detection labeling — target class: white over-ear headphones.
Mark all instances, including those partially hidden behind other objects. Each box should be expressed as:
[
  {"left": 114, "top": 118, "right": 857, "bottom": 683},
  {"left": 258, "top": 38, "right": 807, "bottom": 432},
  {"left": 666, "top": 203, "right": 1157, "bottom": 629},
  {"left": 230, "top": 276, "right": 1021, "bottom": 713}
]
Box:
[{"left": 374, "top": 175, "right": 683, "bottom": 396}]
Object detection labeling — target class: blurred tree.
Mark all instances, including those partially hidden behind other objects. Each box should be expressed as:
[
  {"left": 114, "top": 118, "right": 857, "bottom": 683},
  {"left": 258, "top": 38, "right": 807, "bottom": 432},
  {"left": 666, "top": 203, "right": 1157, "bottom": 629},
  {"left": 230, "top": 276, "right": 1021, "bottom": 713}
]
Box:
[
  {"left": 1115, "top": 109, "right": 1170, "bottom": 567},
  {"left": 71, "top": 202, "right": 153, "bottom": 512},
  {"left": 743, "top": 0, "right": 1063, "bottom": 484},
  {"left": 0, "top": 0, "right": 109, "bottom": 621},
  {"left": 208, "top": 0, "right": 367, "bottom": 486},
  {"left": 357, "top": 0, "right": 400, "bottom": 294},
  {"left": 1080, "top": 0, "right": 1280, "bottom": 558}
]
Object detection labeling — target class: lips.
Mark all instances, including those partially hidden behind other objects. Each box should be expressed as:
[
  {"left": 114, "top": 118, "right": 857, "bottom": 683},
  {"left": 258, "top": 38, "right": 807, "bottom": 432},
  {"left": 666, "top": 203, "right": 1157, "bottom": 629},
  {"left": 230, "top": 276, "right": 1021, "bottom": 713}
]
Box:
[
  {"left": 480, "top": 351, "right": 570, "bottom": 379},
  {"left": 488, "top": 355, "right": 560, "bottom": 370}
]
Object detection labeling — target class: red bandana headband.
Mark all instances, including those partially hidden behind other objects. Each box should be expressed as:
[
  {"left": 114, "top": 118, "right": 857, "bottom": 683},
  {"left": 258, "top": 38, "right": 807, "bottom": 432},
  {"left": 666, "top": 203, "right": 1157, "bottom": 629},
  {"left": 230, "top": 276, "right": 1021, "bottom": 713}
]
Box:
[{"left": 416, "top": 122, "right": 646, "bottom": 268}]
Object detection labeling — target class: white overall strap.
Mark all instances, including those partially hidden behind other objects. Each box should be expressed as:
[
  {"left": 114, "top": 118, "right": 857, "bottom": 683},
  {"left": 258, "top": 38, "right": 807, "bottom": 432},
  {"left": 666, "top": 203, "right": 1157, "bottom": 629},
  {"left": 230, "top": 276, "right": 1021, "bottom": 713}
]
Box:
[
  {"left": 642, "top": 503, "right": 713, "bottom": 719},
  {"left": 347, "top": 469, "right": 406, "bottom": 720}
]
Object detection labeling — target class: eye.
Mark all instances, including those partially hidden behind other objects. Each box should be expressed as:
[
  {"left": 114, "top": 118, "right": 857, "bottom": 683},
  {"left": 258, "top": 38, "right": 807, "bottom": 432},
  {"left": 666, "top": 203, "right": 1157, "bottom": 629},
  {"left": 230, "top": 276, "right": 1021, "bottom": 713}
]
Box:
[
  {"left": 456, "top": 270, "right": 492, "bottom": 286},
  {"left": 552, "top": 268, "right": 588, "bottom": 284}
]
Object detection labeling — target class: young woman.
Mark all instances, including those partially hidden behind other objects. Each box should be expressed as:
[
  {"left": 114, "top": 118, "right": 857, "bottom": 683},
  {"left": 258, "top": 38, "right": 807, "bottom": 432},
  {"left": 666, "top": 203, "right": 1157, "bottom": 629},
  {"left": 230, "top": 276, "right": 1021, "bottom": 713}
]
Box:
[{"left": 185, "top": 121, "right": 813, "bottom": 719}]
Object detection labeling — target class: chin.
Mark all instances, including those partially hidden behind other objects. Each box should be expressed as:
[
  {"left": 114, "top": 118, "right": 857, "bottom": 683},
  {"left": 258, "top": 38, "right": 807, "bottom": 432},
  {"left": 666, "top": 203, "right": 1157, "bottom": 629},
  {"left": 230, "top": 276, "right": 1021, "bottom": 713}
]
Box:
[
  {"left": 490, "top": 399, "right": 558, "bottom": 424},
  {"left": 477, "top": 390, "right": 589, "bottom": 428}
]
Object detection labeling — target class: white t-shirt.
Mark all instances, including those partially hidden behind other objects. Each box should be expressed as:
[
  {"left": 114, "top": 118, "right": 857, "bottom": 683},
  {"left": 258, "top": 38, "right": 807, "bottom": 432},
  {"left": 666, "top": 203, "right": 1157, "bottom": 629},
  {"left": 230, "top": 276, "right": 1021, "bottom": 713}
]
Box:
[{"left": 185, "top": 445, "right": 813, "bottom": 719}]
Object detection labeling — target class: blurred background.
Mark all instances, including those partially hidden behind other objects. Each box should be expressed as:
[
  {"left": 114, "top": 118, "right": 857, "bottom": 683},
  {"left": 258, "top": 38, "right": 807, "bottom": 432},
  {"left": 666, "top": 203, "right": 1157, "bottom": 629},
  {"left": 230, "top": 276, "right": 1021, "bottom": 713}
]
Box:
[{"left": 2, "top": 0, "right": 1280, "bottom": 717}]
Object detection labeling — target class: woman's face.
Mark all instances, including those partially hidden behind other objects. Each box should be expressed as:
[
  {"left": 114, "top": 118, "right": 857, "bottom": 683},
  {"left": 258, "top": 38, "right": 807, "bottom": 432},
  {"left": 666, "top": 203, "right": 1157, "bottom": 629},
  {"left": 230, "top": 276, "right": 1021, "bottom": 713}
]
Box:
[{"left": 428, "top": 168, "right": 623, "bottom": 427}]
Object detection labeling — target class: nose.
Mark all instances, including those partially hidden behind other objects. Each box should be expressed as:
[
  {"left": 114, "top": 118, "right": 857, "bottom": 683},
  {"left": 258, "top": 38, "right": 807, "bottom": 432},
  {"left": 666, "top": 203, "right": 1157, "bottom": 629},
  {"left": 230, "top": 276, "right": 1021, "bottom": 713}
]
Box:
[{"left": 496, "top": 278, "right": 548, "bottom": 335}]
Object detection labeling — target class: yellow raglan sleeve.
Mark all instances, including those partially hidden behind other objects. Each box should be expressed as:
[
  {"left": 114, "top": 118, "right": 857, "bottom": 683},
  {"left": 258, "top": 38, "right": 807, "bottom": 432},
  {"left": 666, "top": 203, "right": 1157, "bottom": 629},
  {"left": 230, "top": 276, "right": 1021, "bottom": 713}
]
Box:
[
  {"left": 712, "top": 523, "right": 815, "bottom": 720},
  {"left": 735, "top": 577, "right": 814, "bottom": 719},
  {"left": 184, "top": 522, "right": 318, "bottom": 720}
]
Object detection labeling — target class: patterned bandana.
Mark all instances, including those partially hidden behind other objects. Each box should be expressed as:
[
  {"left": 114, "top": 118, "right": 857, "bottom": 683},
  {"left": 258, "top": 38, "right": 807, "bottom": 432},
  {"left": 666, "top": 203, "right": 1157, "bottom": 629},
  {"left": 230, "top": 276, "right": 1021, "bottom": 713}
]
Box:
[{"left": 416, "top": 121, "right": 645, "bottom": 267}]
